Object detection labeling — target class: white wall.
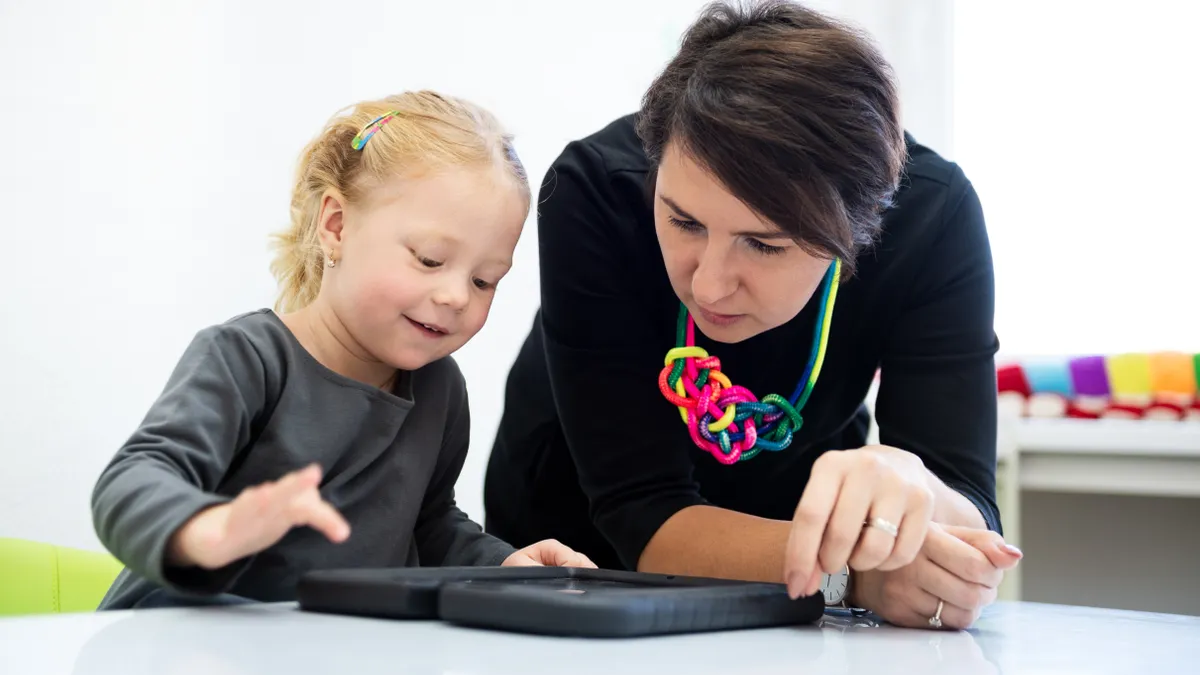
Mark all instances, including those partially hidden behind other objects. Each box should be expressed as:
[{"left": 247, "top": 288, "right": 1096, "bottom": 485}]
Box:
[
  {"left": 0, "top": 0, "right": 950, "bottom": 551},
  {"left": 953, "top": 1, "right": 1200, "bottom": 357}
]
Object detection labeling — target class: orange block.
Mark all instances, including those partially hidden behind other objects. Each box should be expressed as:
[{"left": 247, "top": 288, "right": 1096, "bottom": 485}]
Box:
[{"left": 1148, "top": 352, "right": 1197, "bottom": 395}]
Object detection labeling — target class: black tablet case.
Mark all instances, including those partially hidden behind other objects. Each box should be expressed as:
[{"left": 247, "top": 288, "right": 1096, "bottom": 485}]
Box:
[{"left": 296, "top": 566, "right": 824, "bottom": 638}]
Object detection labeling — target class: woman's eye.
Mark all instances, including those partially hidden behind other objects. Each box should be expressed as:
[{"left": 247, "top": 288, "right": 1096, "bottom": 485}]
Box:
[
  {"left": 667, "top": 215, "right": 703, "bottom": 232},
  {"left": 746, "top": 238, "right": 787, "bottom": 256}
]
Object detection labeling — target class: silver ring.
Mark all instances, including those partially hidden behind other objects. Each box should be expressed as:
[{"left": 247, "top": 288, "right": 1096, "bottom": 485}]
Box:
[
  {"left": 867, "top": 516, "right": 899, "bottom": 537},
  {"left": 928, "top": 599, "right": 945, "bottom": 629}
]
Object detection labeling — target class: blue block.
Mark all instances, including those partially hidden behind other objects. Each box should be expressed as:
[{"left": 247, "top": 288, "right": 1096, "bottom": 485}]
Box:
[{"left": 1023, "top": 358, "right": 1074, "bottom": 397}]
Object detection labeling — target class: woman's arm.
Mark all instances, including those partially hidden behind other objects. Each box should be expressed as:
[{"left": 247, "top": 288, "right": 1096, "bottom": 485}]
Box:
[
  {"left": 873, "top": 166, "right": 1001, "bottom": 534},
  {"left": 638, "top": 505, "right": 791, "bottom": 582}
]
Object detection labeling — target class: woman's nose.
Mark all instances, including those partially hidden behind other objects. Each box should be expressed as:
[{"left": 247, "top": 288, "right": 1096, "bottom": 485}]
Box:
[{"left": 691, "top": 243, "right": 737, "bottom": 305}]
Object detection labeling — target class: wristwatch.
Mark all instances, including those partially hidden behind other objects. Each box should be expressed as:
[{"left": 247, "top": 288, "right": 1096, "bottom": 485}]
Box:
[{"left": 821, "top": 565, "right": 852, "bottom": 608}]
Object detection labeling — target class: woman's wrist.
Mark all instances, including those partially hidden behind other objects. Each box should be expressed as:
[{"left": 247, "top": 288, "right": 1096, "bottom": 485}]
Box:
[
  {"left": 846, "top": 568, "right": 859, "bottom": 607},
  {"left": 846, "top": 567, "right": 873, "bottom": 611},
  {"left": 927, "top": 475, "right": 988, "bottom": 529},
  {"left": 875, "top": 444, "right": 986, "bottom": 529}
]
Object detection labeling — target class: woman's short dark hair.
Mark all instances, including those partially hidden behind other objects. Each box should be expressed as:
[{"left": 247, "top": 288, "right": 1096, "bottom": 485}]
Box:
[{"left": 636, "top": 0, "right": 905, "bottom": 276}]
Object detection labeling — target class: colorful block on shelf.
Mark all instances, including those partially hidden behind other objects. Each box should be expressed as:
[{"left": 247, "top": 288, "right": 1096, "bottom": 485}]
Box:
[
  {"left": 1023, "top": 358, "right": 1073, "bottom": 397},
  {"left": 1105, "top": 353, "right": 1152, "bottom": 404},
  {"left": 1148, "top": 352, "right": 1197, "bottom": 396},
  {"left": 997, "top": 363, "right": 1032, "bottom": 396},
  {"left": 1069, "top": 356, "right": 1110, "bottom": 397},
  {"left": 1068, "top": 355, "right": 1110, "bottom": 415},
  {"left": 996, "top": 352, "right": 1200, "bottom": 422}
]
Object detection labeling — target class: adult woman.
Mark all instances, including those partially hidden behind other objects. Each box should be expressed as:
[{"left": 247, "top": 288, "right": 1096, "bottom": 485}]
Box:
[{"left": 484, "top": 0, "right": 1020, "bottom": 629}]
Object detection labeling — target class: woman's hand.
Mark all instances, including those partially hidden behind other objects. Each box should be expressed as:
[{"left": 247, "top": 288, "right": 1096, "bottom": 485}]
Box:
[
  {"left": 503, "top": 539, "right": 597, "bottom": 568},
  {"left": 852, "top": 523, "right": 1022, "bottom": 629},
  {"left": 168, "top": 464, "right": 350, "bottom": 570},
  {"left": 784, "top": 445, "right": 936, "bottom": 598}
]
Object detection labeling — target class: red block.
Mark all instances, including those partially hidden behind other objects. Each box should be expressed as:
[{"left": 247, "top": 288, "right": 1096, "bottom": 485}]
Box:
[{"left": 997, "top": 364, "right": 1032, "bottom": 397}]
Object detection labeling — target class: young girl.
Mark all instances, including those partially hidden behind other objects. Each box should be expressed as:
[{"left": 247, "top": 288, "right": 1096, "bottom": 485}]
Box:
[{"left": 91, "top": 91, "right": 593, "bottom": 610}]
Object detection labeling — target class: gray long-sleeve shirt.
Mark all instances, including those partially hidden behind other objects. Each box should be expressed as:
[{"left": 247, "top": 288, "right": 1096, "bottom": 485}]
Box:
[{"left": 92, "top": 309, "right": 514, "bottom": 609}]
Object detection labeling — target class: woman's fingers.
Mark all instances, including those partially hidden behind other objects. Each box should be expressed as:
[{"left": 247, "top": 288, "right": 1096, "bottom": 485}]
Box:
[
  {"left": 942, "top": 524, "right": 1024, "bottom": 570},
  {"left": 903, "top": 586, "right": 980, "bottom": 631},
  {"left": 859, "top": 562, "right": 979, "bottom": 631},
  {"left": 785, "top": 453, "right": 847, "bottom": 598},
  {"left": 848, "top": 472, "right": 909, "bottom": 572},
  {"left": 851, "top": 527, "right": 1002, "bottom": 633},
  {"left": 916, "top": 551, "right": 997, "bottom": 612},
  {"left": 820, "top": 451, "right": 936, "bottom": 575},
  {"left": 823, "top": 466, "right": 881, "bottom": 573},
  {"left": 876, "top": 482, "right": 932, "bottom": 571},
  {"left": 923, "top": 525, "right": 1003, "bottom": 589}
]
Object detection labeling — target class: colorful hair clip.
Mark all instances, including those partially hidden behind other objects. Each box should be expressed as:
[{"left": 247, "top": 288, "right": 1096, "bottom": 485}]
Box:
[{"left": 351, "top": 111, "right": 401, "bottom": 150}]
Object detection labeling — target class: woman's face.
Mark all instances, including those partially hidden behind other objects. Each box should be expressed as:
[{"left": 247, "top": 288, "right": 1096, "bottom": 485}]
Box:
[{"left": 653, "top": 142, "right": 833, "bottom": 344}]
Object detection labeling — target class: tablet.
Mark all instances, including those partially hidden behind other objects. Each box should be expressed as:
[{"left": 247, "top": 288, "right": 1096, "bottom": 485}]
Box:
[{"left": 296, "top": 566, "right": 824, "bottom": 638}]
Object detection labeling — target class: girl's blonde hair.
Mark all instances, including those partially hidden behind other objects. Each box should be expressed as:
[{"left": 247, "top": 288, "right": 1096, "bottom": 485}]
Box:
[{"left": 269, "top": 91, "right": 529, "bottom": 312}]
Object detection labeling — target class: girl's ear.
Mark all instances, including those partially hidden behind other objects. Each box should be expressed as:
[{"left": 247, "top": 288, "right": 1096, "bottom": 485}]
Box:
[{"left": 316, "top": 189, "right": 347, "bottom": 261}]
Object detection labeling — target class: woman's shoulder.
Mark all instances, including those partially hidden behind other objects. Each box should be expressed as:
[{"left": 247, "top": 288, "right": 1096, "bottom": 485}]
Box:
[
  {"left": 562, "top": 112, "right": 649, "bottom": 176},
  {"left": 893, "top": 134, "right": 975, "bottom": 219},
  {"left": 538, "top": 114, "right": 662, "bottom": 266},
  {"left": 871, "top": 135, "right": 981, "bottom": 255},
  {"left": 544, "top": 113, "right": 654, "bottom": 215},
  {"left": 857, "top": 135, "right": 989, "bottom": 287}
]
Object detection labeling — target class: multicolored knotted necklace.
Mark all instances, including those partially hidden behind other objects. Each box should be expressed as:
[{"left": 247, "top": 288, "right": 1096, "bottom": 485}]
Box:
[{"left": 657, "top": 259, "right": 841, "bottom": 464}]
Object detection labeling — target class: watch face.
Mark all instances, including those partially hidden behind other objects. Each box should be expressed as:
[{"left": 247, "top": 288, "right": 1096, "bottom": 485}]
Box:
[{"left": 821, "top": 571, "right": 848, "bottom": 604}]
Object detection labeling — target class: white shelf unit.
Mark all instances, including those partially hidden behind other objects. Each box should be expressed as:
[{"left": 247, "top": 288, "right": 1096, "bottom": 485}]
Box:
[{"left": 995, "top": 418, "right": 1200, "bottom": 601}]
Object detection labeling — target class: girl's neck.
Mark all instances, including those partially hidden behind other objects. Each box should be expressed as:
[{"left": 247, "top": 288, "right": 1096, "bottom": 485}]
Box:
[{"left": 279, "top": 304, "right": 398, "bottom": 392}]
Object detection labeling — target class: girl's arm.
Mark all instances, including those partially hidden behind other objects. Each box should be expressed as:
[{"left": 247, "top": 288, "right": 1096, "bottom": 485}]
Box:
[
  {"left": 92, "top": 324, "right": 271, "bottom": 594},
  {"left": 412, "top": 362, "right": 515, "bottom": 567}
]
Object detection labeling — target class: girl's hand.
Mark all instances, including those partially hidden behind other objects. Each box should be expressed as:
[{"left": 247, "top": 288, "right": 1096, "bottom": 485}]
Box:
[
  {"left": 851, "top": 523, "right": 1022, "bottom": 629},
  {"left": 502, "top": 539, "right": 597, "bottom": 568},
  {"left": 784, "top": 445, "right": 936, "bottom": 598},
  {"left": 167, "top": 464, "right": 350, "bottom": 570}
]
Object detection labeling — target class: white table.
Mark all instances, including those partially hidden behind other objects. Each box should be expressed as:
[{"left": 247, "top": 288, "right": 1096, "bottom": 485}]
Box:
[{"left": 2, "top": 601, "right": 1197, "bottom": 674}]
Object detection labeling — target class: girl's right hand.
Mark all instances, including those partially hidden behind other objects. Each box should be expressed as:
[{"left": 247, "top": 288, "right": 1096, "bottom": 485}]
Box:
[{"left": 167, "top": 464, "right": 351, "bottom": 570}]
